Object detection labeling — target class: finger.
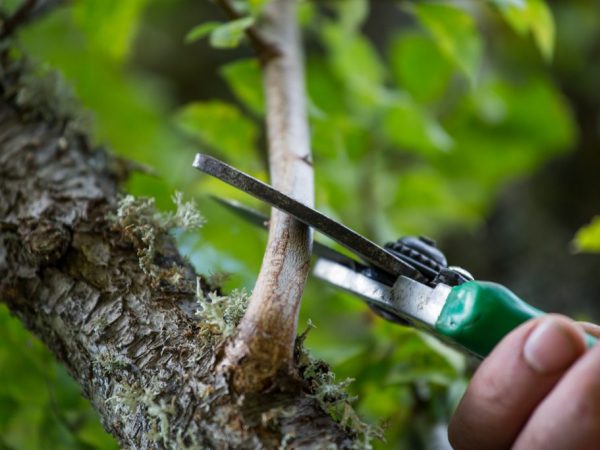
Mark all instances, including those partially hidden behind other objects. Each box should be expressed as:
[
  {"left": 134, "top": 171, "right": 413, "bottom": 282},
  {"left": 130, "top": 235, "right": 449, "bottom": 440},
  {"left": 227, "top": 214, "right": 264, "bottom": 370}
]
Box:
[
  {"left": 449, "top": 315, "right": 587, "bottom": 450},
  {"left": 513, "top": 342, "right": 600, "bottom": 450},
  {"left": 579, "top": 321, "right": 600, "bottom": 339}
]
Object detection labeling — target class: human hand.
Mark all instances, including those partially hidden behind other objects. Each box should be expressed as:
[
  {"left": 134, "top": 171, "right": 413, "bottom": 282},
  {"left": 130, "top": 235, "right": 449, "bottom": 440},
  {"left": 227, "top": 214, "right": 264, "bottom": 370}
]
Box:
[{"left": 448, "top": 315, "right": 600, "bottom": 450}]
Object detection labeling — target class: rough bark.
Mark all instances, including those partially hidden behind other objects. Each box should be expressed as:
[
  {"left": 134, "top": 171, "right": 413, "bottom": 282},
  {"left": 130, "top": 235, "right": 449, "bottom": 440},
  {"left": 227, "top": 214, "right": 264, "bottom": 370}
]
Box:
[
  {"left": 0, "top": 40, "right": 355, "bottom": 450},
  {"left": 221, "top": 0, "right": 315, "bottom": 393}
]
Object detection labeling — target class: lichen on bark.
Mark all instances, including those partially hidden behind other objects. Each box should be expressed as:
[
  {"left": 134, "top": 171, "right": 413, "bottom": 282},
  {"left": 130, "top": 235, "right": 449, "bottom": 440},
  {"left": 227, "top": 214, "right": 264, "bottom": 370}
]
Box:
[
  {"left": 0, "top": 25, "right": 369, "bottom": 450},
  {"left": 108, "top": 192, "right": 204, "bottom": 281}
]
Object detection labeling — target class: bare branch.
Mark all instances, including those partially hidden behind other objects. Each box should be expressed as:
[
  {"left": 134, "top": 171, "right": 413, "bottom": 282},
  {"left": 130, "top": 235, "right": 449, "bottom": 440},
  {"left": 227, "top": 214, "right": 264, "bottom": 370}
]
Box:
[
  {"left": 0, "top": 0, "right": 66, "bottom": 39},
  {"left": 220, "top": 0, "right": 314, "bottom": 392}
]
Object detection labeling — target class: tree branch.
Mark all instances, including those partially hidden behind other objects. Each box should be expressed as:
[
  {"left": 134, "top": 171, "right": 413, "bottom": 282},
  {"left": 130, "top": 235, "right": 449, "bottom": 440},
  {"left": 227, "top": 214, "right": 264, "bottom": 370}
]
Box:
[
  {"left": 0, "top": 0, "right": 66, "bottom": 39},
  {"left": 0, "top": 27, "right": 354, "bottom": 450},
  {"left": 220, "top": 0, "right": 315, "bottom": 392}
]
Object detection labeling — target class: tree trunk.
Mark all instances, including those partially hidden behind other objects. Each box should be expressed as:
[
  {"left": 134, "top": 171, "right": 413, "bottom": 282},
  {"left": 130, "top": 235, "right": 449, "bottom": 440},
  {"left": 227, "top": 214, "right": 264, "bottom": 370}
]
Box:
[{"left": 0, "top": 30, "right": 356, "bottom": 450}]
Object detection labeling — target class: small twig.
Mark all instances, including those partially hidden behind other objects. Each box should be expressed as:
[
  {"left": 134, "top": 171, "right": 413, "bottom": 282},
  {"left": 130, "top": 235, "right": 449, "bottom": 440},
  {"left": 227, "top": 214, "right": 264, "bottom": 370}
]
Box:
[
  {"left": 0, "top": 0, "right": 38, "bottom": 39},
  {"left": 215, "top": 0, "right": 281, "bottom": 65},
  {"left": 0, "top": 0, "right": 65, "bottom": 39}
]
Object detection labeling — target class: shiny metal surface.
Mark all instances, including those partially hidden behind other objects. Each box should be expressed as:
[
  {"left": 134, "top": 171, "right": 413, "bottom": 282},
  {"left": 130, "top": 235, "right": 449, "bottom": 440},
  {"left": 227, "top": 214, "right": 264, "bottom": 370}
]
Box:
[
  {"left": 313, "top": 258, "right": 393, "bottom": 304},
  {"left": 392, "top": 276, "right": 450, "bottom": 329},
  {"left": 210, "top": 195, "right": 364, "bottom": 268},
  {"left": 313, "top": 259, "right": 450, "bottom": 328},
  {"left": 194, "top": 154, "right": 418, "bottom": 279}
]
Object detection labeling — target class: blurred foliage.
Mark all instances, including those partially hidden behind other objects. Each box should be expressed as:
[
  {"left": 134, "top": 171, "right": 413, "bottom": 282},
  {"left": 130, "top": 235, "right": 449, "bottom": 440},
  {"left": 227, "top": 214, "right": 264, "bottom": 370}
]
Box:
[
  {"left": 409, "top": 2, "right": 482, "bottom": 83},
  {"left": 185, "top": 16, "right": 255, "bottom": 48},
  {"left": 0, "top": 0, "right": 591, "bottom": 448},
  {"left": 573, "top": 217, "right": 600, "bottom": 253},
  {"left": 0, "top": 305, "right": 119, "bottom": 450},
  {"left": 492, "top": 0, "right": 555, "bottom": 60}
]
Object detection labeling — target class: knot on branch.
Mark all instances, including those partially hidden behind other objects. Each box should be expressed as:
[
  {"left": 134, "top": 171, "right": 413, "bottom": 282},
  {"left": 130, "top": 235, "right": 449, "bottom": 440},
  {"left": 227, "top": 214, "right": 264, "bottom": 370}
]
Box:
[
  {"left": 220, "top": 331, "right": 301, "bottom": 394},
  {"left": 22, "top": 218, "right": 71, "bottom": 265}
]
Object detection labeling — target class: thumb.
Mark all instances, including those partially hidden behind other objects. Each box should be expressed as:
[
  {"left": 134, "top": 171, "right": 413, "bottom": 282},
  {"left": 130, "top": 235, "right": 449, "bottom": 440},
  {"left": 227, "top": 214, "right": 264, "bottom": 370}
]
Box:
[{"left": 448, "top": 315, "right": 587, "bottom": 450}]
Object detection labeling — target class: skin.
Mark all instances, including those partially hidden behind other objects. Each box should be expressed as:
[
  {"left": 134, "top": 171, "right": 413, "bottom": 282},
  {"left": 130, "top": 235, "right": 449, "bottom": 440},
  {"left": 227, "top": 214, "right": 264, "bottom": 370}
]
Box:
[{"left": 449, "top": 316, "right": 600, "bottom": 450}]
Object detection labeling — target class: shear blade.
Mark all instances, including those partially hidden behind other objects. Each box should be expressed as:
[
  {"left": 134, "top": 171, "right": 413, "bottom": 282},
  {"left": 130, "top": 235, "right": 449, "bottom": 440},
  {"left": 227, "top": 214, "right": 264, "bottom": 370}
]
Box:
[
  {"left": 313, "top": 258, "right": 394, "bottom": 310},
  {"left": 314, "top": 258, "right": 449, "bottom": 330},
  {"left": 210, "top": 195, "right": 375, "bottom": 271},
  {"left": 193, "top": 154, "right": 418, "bottom": 279}
]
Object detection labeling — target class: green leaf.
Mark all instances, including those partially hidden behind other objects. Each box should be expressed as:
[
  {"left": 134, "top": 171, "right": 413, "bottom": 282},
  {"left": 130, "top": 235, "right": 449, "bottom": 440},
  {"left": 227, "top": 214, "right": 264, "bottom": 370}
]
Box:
[
  {"left": 383, "top": 96, "right": 453, "bottom": 155},
  {"left": 390, "top": 167, "right": 474, "bottom": 236},
  {"left": 185, "top": 22, "right": 222, "bottom": 44},
  {"left": 479, "top": 78, "right": 575, "bottom": 149},
  {"left": 489, "top": 0, "right": 526, "bottom": 7},
  {"left": 220, "top": 58, "right": 265, "bottom": 115},
  {"left": 210, "top": 16, "right": 255, "bottom": 49},
  {"left": 174, "top": 101, "right": 258, "bottom": 166},
  {"left": 323, "top": 24, "right": 385, "bottom": 86},
  {"left": 1, "top": 0, "right": 22, "bottom": 12},
  {"left": 322, "top": 24, "right": 386, "bottom": 108},
  {"left": 335, "top": 0, "right": 370, "bottom": 32},
  {"left": 385, "top": 337, "right": 461, "bottom": 385},
  {"left": 71, "top": 0, "right": 150, "bottom": 61},
  {"left": 0, "top": 306, "right": 119, "bottom": 450},
  {"left": 312, "top": 115, "right": 369, "bottom": 159},
  {"left": 573, "top": 216, "right": 600, "bottom": 252},
  {"left": 306, "top": 57, "right": 347, "bottom": 115},
  {"left": 19, "top": 8, "right": 194, "bottom": 195},
  {"left": 183, "top": 16, "right": 255, "bottom": 49},
  {"left": 493, "top": 0, "right": 555, "bottom": 60},
  {"left": 228, "top": 0, "right": 270, "bottom": 15},
  {"left": 298, "top": 1, "right": 316, "bottom": 26},
  {"left": 247, "top": 0, "right": 270, "bottom": 14},
  {"left": 389, "top": 32, "right": 453, "bottom": 103},
  {"left": 410, "top": 2, "right": 482, "bottom": 84}
]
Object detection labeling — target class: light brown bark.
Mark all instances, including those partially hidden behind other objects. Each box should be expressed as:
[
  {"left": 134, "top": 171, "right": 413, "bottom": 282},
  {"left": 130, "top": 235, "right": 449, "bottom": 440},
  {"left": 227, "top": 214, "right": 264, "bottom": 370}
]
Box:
[{"left": 220, "top": 0, "right": 315, "bottom": 393}]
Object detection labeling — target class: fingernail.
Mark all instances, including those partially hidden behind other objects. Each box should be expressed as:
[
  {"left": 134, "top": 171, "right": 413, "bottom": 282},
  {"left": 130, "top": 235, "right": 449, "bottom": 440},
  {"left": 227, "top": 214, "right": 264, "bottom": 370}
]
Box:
[
  {"left": 523, "top": 318, "right": 580, "bottom": 374},
  {"left": 579, "top": 321, "right": 600, "bottom": 339}
]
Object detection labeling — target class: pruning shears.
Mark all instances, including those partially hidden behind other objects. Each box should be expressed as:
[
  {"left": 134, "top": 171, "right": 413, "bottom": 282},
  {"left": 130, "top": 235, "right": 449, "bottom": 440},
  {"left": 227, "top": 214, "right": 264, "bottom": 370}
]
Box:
[{"left": 193, "top": 153, "right": 596, "bottom": 359}]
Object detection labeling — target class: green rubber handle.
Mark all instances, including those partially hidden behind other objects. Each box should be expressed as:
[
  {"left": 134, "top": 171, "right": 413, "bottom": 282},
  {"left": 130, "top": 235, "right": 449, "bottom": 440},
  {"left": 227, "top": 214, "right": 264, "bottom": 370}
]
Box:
[{"left": 435, "top": 281, "right": 597, "bottom": 358}]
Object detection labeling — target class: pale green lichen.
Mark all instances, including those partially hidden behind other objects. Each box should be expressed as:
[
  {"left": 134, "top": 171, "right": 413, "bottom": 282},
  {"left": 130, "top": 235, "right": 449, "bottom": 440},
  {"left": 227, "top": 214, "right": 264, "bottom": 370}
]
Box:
[
  {"left": 307, "top": 361, "right": 382, "bottom": 449},
  {"left": 107, "top": 382, "right": 177, "bottom": 447},
  {"left": 162, "top": 192, "right": 206, "bottom": 230},
  {"left": 109, "top": 194, "right": 159, "bottom": 277},
  {"left": 296, "top": 322, "right": 383, "bottom": 450},
  {"left": 195, "top": 278, "right": 249, "bottom": 337},
  {"left": 162, "top": 264, "right": 188, "bottom": 286},
  {"left": 145, "top": 389, "right": 175, "bottom": 445},
  {"left": 12, "top": 59, "right": 91, "bottom": 131},
  {"left": 109, "top": 192, "right": 204, "bottom": 279},
  {"left": 93, "top": 349, "right": 130, "bottom": 373},
  {"left": 106, "top": 382, "right": 143, "bottom": 416}
]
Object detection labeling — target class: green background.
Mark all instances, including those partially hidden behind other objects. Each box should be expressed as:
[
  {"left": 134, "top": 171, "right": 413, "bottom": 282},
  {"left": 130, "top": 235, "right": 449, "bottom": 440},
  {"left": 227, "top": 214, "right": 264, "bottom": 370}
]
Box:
[{"left": 2, "top": 0, "right": 600, "bottom": 448}]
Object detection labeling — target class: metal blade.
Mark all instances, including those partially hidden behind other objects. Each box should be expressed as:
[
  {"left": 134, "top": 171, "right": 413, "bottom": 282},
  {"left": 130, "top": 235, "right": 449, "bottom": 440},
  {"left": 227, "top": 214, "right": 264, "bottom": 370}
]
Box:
[
  {"left": 313, "top": 258, "right": 393, "bottom": 306},
  {"left": 391, "top": 273, "right": 449, "bottom": 329},
  {"left": 194, "top": 154, "right": 418, "bottom": 279},
  {"left": 210, "top": 195, "right": 367, "bottom": 269},
  {"left": 314, "top": 258, "right": 449, "bottom": 330},
  {"left": 210, "top": 196, "right": 270, "bottom": 229}
]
